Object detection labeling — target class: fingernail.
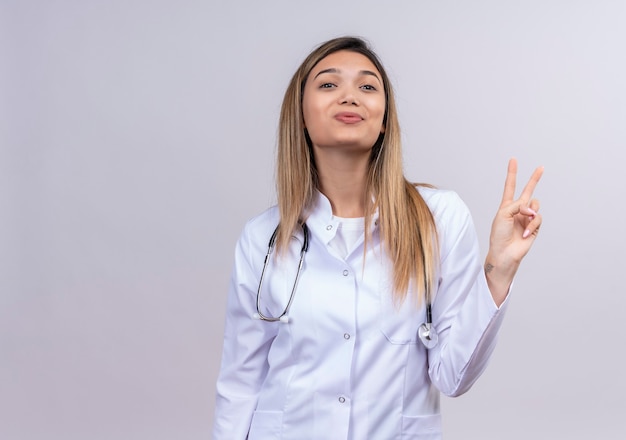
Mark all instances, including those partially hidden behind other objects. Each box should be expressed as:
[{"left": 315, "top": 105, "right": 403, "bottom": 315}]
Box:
[
  {"left": 527, "top": 207, "right": 537, "bottom": 215},
  {"left": 523, "top": 229, "right": 530, "bottom": 238}
]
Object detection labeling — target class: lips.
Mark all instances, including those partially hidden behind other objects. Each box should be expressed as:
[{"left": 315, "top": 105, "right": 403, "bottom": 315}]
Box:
[{"left": 334, "top": 112, "right": 364, "bottom": 124}]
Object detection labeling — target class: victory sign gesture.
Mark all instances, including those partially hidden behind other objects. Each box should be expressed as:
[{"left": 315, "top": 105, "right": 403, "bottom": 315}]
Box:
[{"left": 485, "top": 158, "right": 544, "bottom": 305}]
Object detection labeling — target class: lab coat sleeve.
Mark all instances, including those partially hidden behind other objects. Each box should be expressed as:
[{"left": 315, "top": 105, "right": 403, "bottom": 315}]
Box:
[
  {"left": 213, "top": 221, "right": 279, "bottom": 439},
  {"left": 426, "top": 190, "right": 510, "bottom": 397}
]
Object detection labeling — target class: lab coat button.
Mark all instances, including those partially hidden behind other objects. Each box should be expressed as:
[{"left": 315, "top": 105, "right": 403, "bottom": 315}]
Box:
[
  {"left": 344, "top": 333, "right": 351, "bottom": 340},
  {"left": 342, "top": 270, "right": 349, "bottom": 276},
  {"left": 326, "top": 225, "right": 333, "bottom": 231},
  {"left": 338, "top": 396, "right": 346, "bottom": 403}
]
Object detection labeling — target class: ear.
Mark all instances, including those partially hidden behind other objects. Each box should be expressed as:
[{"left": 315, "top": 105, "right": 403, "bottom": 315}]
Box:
[{"left": 380, "top": 124, "right": 385, "bottom": 134}]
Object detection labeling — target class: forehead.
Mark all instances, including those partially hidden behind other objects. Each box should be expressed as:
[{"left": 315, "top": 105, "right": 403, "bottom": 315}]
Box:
[{"left": 310, "top": 50, "right": 381, "bottom": 77}]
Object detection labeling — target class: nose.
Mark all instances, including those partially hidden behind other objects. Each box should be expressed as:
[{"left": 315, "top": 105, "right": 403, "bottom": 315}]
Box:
[{"left": 338, "top": 88, "right": 358, "bottom": 105}]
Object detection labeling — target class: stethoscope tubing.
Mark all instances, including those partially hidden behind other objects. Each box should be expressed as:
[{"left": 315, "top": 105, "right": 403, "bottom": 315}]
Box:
[
  {"left": 255, "top": 223, "right": 308, "bottom": 323},
  {"left": 254, "top": 222, "right": 438, "bottom": 347}
]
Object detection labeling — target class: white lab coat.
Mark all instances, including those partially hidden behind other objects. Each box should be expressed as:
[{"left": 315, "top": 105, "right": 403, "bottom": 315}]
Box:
[{"left": 213, "top": 187, "right": 509, "bottom": 440}]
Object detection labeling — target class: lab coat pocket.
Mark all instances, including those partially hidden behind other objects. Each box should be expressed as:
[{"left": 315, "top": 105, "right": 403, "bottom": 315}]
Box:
[
  {"left": 248, "top": 410, "right": 283, "bottom": 439},
  {"left": 377, "top": 272, "right": 423, "bottom": 344},
  {"left": 401, "top": 413, "right": 442, "bottom": 439},
  {"left": 379, "top": 303, "right": 423, "bottom": 345}
]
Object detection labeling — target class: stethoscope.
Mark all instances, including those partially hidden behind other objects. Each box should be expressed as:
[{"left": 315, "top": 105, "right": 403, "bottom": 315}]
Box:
[{"left": 254, "top": 223, "right": 439, "bottom": 349}]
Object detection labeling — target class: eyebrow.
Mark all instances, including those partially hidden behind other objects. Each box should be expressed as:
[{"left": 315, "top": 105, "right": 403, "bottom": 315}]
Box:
[{"left": 313, "top": 68, "right": 381, "bottom": 83}]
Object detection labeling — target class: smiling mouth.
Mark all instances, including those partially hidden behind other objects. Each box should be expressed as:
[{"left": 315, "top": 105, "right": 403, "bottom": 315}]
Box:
[{"left": 334, "top": 113, "right": 363, "bottom": 124}]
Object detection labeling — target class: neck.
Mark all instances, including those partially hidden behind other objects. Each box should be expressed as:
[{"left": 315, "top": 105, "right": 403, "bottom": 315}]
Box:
[{"left": 314, "top": 147, "right": 369, "bottom": 218}]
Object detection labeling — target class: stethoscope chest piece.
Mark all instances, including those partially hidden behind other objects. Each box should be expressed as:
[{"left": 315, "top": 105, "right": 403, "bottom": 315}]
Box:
[
  {"left": 417, "top": 302, "right": 438, "bottom": 349},
  {"left": 418, "top": 322, "right": 438, "bottom": 349}
]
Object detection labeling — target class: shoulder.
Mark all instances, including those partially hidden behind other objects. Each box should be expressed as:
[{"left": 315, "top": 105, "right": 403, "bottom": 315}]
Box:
[
  {"left": 240, "top": 205, "right": 280, "bottom": 243},
  {"left": 416, "top": 186, "right": 471, "bottom": 223},
  {"left": 229, "top": 205, "right": 281, "bottom": 270},
  {"left": 417, "top": 186, "right": 478, "bottom": 259}
]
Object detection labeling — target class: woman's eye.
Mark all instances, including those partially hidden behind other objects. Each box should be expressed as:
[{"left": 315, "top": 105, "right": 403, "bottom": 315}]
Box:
[
  {"left": 361, "top": 84, "right": 377, "bottom": 91},
  {"left": 319, "top": 83, "right": 336, "bottom": 89}
]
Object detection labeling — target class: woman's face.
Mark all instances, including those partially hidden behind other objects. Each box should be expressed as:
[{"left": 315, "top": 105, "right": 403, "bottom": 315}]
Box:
[{"left": 302, "top": 50, "right": 386, "bottom": 153}]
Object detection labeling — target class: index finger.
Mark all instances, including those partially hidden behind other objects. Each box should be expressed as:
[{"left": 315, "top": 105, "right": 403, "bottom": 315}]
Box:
[{"left": 500, "top": 158, "right": 518, "bottom": 206}]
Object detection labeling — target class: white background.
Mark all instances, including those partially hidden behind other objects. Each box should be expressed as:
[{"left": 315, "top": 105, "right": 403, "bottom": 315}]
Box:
[{"left": 1, "top": 0, "right": 625, "bottom": 438}]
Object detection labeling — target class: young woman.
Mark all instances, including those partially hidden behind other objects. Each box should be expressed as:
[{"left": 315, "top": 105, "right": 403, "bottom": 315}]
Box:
[{"left": 213, "top": 36, "right": 543, "bottom": 439}]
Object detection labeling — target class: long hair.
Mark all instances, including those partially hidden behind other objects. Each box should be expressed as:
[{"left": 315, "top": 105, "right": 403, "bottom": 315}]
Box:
[{"left": 276, "top": 36, "right": 438, "bottom": 304}]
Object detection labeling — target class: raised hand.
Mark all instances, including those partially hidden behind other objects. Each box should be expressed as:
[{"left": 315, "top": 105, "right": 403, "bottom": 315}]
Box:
[{"left": 485, "top": 158, "right": 544, "bottom": 305}]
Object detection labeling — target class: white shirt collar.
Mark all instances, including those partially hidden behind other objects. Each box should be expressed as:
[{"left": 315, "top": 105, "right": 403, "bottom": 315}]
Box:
[{"left": 304, "top": 190, "right": 379, "bottom": 238}]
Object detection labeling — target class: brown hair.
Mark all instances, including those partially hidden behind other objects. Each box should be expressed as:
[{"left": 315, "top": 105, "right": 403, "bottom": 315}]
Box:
[{"left": 276, "top": 36, "right": 438, "bottom": 304}]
